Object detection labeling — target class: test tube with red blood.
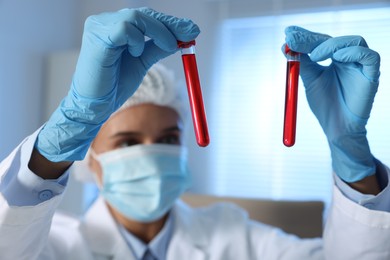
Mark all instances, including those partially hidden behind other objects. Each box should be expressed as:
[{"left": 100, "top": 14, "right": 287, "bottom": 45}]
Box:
[
  {"left": 283, "top": 44, "right": 301, "bottom": 147},
  {"left": 178, "top": 40, "right": 210, "bottom": 147}
]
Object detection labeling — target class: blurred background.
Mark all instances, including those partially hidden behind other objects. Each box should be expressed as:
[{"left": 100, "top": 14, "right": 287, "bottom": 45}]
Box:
[{"left": 0, "top": 0, "right": 389, "bottom": 215}]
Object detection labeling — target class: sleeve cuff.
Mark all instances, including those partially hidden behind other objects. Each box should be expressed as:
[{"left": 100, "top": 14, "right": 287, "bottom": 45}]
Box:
[
  {"left": 334, "top": 158, "right": 390, "bottom": 212},
  {"left": 0, "top": 127, "right": 69, "bottom": 206}
]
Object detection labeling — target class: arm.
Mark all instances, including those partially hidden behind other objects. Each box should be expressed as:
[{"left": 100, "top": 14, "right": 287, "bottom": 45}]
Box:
[
  {"left": 284, "top": 26, "right": 381, "bottom": 194},
  {"left": 32, "top": 7, "right": 200, "bottom": 177},
  {"left": 284, "top": 26, "right": 390, "bottom": 258}
]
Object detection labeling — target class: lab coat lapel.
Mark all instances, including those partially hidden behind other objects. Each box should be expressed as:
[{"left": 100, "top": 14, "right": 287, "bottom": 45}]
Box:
[
  {"left": 167, "top": 200, "right": 209, "bottom": 260},
  {"left": 80, "top": 196, "right": 136, "bottom": 260}
]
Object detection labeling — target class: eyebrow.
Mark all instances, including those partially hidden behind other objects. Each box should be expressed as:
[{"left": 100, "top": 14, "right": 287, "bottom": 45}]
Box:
[{"left": 110, "top": 126, "right": 181, "bottom": 138}]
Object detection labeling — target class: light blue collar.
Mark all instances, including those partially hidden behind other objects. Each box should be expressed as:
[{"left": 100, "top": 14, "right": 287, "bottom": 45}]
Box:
[{"left": 118, "top": 212, "right": 174, "bottom": 260}]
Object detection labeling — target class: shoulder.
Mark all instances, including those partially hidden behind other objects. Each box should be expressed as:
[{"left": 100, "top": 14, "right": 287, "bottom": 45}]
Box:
[
  {"left": 173, "top": 199, "right": 292, "bottom": 239},
  {"left": 195, "top": 201, "right": 249, "bottom": 222},
  {"left": 176, "top": 199, "right": 249, "bottom": 219},
  {"left": 172, "top": 200, "right": 323, "bottom": 259},
  {"left": 173, "top": 200, "right": 251, "bottom": 236},
  {"left": 170, "top": 200, "right": 272, "bottom": 258}
]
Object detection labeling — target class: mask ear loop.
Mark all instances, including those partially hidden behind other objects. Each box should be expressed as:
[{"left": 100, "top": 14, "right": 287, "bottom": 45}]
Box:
[
  {"left": 88, "top": 148, "right": 104, "bottom": 189},
  {"left": 89, "top": 147, "right": 99, "bottom": 160}
]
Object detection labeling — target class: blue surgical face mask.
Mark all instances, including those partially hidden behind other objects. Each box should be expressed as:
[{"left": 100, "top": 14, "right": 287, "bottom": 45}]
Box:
[{"left": 91, "top": 144, "right": 191, "bottom": 223}]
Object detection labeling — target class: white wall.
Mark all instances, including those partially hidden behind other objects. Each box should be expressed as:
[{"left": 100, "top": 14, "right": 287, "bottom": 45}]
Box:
[{"left": 0, "top": 0, "right": 81, "bottom": 160}]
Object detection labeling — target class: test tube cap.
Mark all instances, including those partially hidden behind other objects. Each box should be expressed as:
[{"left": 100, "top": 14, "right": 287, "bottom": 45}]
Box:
[
  {"left": 177, "top": 40, "right": 196, "bottom": 48},
  {"left": 284, "top": 44, "right": 299, "bottom": 56}
]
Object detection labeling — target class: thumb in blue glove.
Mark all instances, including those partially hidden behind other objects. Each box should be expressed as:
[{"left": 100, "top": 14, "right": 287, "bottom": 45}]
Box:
[
  {"left": 36, "top": 8, "right": 200, "bottom": 162},
  {"left": 283, "top": 26, "right": 381, "bottom": 183}
]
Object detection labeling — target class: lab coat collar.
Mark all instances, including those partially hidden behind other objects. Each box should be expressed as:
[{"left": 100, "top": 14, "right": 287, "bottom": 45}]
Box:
[{"left": 80, "top": 196, "right": 135, "bottom": 260}]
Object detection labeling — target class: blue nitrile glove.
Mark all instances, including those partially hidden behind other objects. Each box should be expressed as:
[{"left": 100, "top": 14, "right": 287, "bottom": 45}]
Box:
[
  {"left": 36, "top": 8, "right": 200, "bottom": 162},
  {"left": 283, "top": 26, "right": 381, "bottom": 183}
]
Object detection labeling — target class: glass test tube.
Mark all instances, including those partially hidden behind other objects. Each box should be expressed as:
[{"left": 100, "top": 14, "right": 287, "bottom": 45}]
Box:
[
  {"left": 283, "top": 44, "right": 300, "bottom": 147},
  {"left": 178, "top": 40, "right": 210, "bottom": 147}
]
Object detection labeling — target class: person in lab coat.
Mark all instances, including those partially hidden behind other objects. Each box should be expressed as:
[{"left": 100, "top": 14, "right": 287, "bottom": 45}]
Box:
[{"left": 1, "top": 7, "right": 390, "bottom": 260}]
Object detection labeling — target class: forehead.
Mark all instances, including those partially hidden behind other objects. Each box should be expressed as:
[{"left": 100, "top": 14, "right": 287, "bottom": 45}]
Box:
[{"left": 98, "top": 104, "right": 180, "bottom": 137}]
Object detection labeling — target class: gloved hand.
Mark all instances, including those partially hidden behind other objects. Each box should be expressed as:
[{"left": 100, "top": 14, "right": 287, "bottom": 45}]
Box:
[
  {"left": 36, "top": 7, "right": 200, "bottom": 162},
  {"left": 283, "top": 26, "right": 381, "bottom": 183}
]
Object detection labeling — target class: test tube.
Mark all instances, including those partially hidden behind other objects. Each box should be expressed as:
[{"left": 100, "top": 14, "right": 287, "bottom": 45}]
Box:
[
  {"left": 178, "top": 40, "right": 210, "bottom": 147},
  {"left": 283, "top": 44, "right": 301, "bottom": 147}
]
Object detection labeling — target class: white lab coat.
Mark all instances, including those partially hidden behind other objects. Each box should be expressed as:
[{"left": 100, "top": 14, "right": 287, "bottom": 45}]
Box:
[{"left": 1, "top": 132, "right": 390, "bottom": 260}]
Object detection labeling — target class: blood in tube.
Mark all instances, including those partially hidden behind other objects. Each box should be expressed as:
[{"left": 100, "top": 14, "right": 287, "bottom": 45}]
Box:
[
  {"left": 283, "top": 44, "right": 300, "bottom": 147},
  {"left": 178, "top": 40, "right": 210, "bottom": 147}
]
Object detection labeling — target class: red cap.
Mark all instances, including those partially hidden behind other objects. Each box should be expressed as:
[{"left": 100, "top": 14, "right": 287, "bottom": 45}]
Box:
[
  {"left": 285, "top": 44, "right": 299, "bottom": 55},
  {"left": 177, "top": 40, "right": 196, "bottom": 48}
]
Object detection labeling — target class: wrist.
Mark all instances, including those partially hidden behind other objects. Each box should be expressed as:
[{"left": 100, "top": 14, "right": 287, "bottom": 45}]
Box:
[
  {"left": 347, "top": 174, "right": 381, "bottom": 195},
  {"left": 28, "top": 148, "right": 72, "bottom": 179},
  {"left": 35, "top": 88, "right": 117, "bottom": 162}
]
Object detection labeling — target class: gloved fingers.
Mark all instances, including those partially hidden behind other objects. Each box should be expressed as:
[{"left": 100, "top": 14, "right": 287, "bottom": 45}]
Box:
[
  {"left": 138, "top": 7, "right": 200, "bottom": 42},
  {"left": 113, "top": 42, "right": 174, "bottom": 109},
  {"left": 86, "top": 8, "right": 199, "bottom": 57},
  {"left": 284, "top": 26, "right": 331, "bottom": 54},
  {"left": 115, "top": 40, "right": 174, "bottom": 104},
  {"left": 281, "top": 43, "right": 325, "bottom": 86},
  {"left": 108, "top": 22, "right": 146, "bottom": 57},
  {"left": 310, "top": 35, "right": 368, "bottom": 62},
  {"left": 298, "top": 53, "right": 326, "bottom": 87},
  {"left": 333, "top": 46, "right": 381, "bottom": 82},
  {"left": 140, "top": 40, "right": 174, "bottom": 69},
  {"left": 105, "top": 9, "right": 179, "bottom": 56}
]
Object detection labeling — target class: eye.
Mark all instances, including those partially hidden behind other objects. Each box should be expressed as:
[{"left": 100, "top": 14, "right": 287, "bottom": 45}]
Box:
[
  {"left": 157, "top": 134, "right": 180, "bottom": 145},
  {"left": 118, "top": 138, "right": 140, "bottom": 148}
]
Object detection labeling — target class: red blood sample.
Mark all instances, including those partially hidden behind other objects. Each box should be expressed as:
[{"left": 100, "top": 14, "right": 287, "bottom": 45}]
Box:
[
  {"left": 178, "top": 41, "right": 210, "bottom": 147},
  {"left": 283, "top": 45, "right": 300, "bottom": 147}
]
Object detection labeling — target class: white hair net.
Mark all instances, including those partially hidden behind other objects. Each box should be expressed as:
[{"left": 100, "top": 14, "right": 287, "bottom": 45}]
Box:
[
  {"left": 73, "top": 63, "right": 188, "bottom": 183},
  {"left": 112, "top": 63, "right": 187, "bottom": 121}
]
